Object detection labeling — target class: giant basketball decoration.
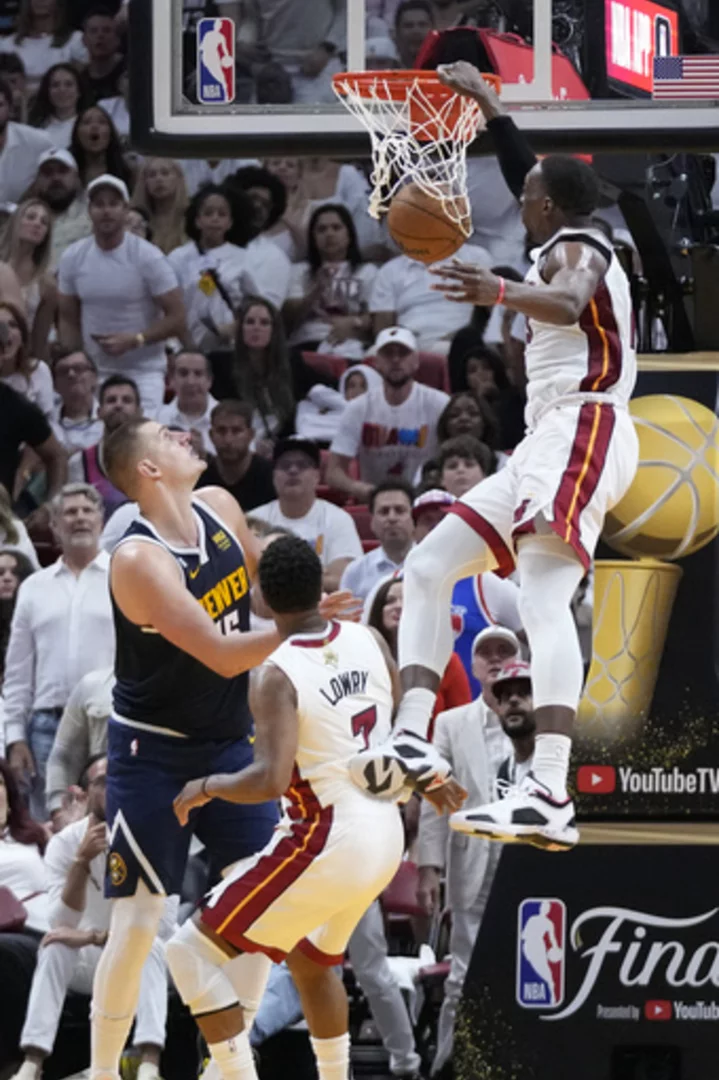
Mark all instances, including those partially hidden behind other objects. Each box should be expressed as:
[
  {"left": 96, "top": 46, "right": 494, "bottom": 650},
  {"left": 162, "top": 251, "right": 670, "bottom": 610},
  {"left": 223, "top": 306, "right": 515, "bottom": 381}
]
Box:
[{"left": 603, "top": 395, "right": 719, "bottom": 560}]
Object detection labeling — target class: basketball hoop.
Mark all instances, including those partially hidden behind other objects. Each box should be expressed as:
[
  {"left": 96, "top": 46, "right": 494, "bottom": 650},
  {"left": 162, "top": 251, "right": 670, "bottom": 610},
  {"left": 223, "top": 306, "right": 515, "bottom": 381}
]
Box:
[{"left": 332, "top": 70, "right": 501, "bottom": 233}]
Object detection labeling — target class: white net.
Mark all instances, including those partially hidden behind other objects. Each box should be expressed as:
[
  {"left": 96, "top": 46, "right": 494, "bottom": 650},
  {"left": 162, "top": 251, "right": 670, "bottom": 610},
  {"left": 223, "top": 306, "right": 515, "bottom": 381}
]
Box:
[{"left": 333, "top": 72, "right": 485, "bottom": 233}]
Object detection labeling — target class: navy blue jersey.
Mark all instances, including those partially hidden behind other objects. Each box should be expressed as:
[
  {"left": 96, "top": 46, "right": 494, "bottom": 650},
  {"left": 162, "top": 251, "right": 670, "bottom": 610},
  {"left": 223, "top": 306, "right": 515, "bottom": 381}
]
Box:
[{"left": 112, "top": 498, "right": 252, "bottom": 739}]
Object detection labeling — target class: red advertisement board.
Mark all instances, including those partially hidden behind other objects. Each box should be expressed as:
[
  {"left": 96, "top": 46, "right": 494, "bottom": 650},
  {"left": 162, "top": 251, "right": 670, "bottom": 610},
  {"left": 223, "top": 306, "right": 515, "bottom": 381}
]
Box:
[{"left": 605, "top": 0, "right": 679, "bottom": 94}]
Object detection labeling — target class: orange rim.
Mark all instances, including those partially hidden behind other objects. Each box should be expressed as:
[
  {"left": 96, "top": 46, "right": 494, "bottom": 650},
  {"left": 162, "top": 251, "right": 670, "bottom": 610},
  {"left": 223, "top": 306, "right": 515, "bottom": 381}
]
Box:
[{"left": 332, "top": 69, "right": 501, "bottom": 103}]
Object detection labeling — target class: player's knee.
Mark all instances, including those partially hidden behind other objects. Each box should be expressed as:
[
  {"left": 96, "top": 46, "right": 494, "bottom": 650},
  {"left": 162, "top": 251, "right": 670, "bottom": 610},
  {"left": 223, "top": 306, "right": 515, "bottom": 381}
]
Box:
[{"left": 166, "top": 919, "right": 235, "bottom": 1015}]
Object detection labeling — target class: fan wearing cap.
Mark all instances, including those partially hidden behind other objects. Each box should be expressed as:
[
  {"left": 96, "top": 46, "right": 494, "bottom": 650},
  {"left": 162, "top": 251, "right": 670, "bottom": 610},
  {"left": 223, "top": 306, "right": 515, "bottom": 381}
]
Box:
[
  {"left": 416, "top": 638, "right": 530, "bottom": 1077},
  {"left": 57, "top": 174, "right": 186, "bottom": 413},
  {"left": 253, "top": 436, "right": 363, "bottom": 592},
  {"left": 29, "top": 148, "right": 92, "bottom": 267},
  {"left": 0, "top": 77, "right": 54, "bottom": 203},
  {"left": 412, "top": 489, "right": 522, "bottom": 698},
  {"left": 326, "top": 326, "right": 449, "bottom": 503}
]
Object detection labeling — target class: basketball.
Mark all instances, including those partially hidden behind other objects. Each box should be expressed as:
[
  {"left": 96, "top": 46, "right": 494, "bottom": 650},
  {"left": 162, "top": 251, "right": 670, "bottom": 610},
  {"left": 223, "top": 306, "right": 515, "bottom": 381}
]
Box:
[
  {"left": 547, "top": 947, "right": 563, "bottom": 963},
  {"left": 387, "top": 182, "right": 470, "bottom": 265},
  {"left": 603, "top": 395, "right": 719, "bottom": 561}
]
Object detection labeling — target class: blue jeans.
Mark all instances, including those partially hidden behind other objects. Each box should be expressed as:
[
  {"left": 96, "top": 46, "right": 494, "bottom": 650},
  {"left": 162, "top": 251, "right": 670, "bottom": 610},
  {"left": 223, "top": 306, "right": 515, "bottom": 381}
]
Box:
[{"left": 26, "top": 708, "right": 63, "bottom": 822}]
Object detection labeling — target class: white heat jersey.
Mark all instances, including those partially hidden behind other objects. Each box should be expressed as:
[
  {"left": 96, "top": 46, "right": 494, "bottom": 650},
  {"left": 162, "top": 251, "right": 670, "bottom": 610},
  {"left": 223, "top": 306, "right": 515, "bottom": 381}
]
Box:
[
  {"left": 523, "top": 226, "right": 637, "bottom": 428},
  {"left": 268, "top": 619, "right": 394, "bottom": 812}
]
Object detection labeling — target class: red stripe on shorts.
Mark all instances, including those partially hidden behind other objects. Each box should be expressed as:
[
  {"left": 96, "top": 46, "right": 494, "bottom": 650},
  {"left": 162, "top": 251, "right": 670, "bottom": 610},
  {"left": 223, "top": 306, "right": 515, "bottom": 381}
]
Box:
[
  {"left": 551, "top": 403, "right": 616, "bottom": 569},
  {"left": 297, "top": 937, "right": 345, "bottom": 967},
  {"left": 201, "top": 802, "right": 334, "bottom": 951},
  {"left": 448, "top": 502, "right": 515, "bottom": 578}
]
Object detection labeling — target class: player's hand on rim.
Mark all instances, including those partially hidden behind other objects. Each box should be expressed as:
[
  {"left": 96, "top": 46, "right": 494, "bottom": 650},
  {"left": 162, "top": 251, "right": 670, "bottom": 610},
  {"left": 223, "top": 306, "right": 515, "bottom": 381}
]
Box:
[
  {"left": 436, "top": 61, "right": 503, "bottom": 113},
  {"left": 173, "top": 778, "right": 213, "bottom": 826},
  {"left": 431, "top": 261, "right": 503, "bottom": 306}
]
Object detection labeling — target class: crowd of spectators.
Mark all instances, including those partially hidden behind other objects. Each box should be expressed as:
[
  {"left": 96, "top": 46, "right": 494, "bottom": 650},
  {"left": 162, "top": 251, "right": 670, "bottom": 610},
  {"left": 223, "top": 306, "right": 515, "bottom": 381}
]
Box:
[{"left": 0, "top": 1, "right": 663, "bottom": 1078}]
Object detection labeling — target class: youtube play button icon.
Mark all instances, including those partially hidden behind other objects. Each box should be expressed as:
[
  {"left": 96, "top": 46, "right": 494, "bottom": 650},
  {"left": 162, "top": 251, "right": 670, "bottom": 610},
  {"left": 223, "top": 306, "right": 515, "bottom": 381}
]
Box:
[
  {"left": 645, "top": 1000, "right": 672, "bottom": 1021},
  {"left": 577, "top": 765, "right": 617, "bottom": 794}
]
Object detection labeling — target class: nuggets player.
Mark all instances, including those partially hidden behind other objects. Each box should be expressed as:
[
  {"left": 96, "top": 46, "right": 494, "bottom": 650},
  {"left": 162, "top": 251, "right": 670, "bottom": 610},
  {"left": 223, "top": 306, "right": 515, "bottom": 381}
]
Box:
[
  {"left": 352, "top": 62, "right": 638, "bottom": 852},
  {"left": 88, "top": 420, "right": 284, "bottom": 1080},
  {"left": 165, "top": 537, "right": 462, "bottom": 1080}
]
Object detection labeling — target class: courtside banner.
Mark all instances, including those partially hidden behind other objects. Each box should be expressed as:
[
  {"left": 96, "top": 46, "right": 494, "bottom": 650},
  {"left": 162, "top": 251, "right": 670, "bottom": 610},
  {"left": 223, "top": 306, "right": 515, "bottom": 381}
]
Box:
[
  {"left": 572, "top": 366, "right": 719, "bottom": 820},
  {"left": 456, "top": 844, "right": 719, "bottom": 1080}
]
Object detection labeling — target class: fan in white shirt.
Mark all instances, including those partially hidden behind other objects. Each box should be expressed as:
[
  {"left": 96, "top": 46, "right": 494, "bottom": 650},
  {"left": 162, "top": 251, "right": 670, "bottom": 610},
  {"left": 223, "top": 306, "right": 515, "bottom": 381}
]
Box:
[
  {"left": 327, "top": 326, "right": 449, "bottom": 501},
  {"left": 155, "top": 351, "right": 218, "bottom": 456},
  {"left": 0, "top": 23, "right": 87, "bottom": 92},
  {"left": 0, "top": 85, "right": 55, "bottom": 203},
  {"left": 168, "top": 184, "right": 260, "bottom": 353},
  {"left": 284, "top": 202, "right": 377, "bottom": 360},
  {"left": 254, "top": 436, "right": 363, "bottom": 592},
  {"left": 12, "top": 755, "right": 174, "bottom": 1080},
  {"left": 340, "top": 479, "right": 415, "bottom": 602},
  {"left": 28, "top": 62, "right": 83, "bottom": 150},
  {"left": 2, "top": 483, "right": 114, "bottom": 821},
  {"left": 369, "top": 242, "right": 492, "bottom": 354},
  {"left": 57, "top": 175, "right": 185, "bottom": 415},
  {"left": 225, "top": 165, "right": 294, "bottom": 307}
]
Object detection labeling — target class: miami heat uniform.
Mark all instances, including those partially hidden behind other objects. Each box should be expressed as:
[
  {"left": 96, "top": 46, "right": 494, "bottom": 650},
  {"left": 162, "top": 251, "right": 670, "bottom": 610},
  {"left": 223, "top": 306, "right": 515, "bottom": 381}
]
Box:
[
  {"left": 105, "top": 498, "right": 278, "bottom": 898},
  {"left": 201, "top": 620, "right": 404, "bottom": 965},
  {"left": 449, "top": 226, "right": 639, "bottom": 573}
]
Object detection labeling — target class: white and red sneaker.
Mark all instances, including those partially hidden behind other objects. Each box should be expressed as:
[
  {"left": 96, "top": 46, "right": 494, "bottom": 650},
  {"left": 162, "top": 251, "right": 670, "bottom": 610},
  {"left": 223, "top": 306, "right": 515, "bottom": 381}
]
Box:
[
  {"left": 348, "top": 729, "right": 453, "bottom": 801},
  {"left": 449, "top": 774, "right": 579, "bottom": 852}
]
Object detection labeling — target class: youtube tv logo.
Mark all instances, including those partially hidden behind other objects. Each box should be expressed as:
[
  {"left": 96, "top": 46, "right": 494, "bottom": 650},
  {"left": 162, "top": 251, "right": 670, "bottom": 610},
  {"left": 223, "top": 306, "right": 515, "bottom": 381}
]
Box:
[
  {"left": 577, "top": 765, "right": 616, "bottom": 794},
  {"left": 645, "top": 1000, "right": 672, "bottom": 1021}
]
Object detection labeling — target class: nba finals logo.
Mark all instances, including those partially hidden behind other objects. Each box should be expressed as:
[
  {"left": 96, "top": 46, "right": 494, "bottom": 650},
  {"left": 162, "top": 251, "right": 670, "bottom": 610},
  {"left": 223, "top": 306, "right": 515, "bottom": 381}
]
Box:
[
  {"left": 516, "top": 899, "right": 566, "bottom": 1009},
  {"left": 197, "top": 17, "right": 235, "bottom": 105}
]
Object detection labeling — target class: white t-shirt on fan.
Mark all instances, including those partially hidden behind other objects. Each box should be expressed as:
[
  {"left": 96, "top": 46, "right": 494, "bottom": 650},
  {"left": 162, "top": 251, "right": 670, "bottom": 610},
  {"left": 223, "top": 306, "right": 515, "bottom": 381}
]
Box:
[
  {"left": 58, "top": 232, "right": 178, "bottom": 379},
  {"left": 252, "top": 497, "right": 364, "bottom": 567},
  {"left": 330, "top": 380, "right": 449, "bottom": 486}
]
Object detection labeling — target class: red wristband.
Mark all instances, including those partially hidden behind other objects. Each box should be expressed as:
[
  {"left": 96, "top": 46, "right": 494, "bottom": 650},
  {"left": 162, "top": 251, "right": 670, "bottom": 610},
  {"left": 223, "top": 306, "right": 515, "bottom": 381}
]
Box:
[{"left": 495, "top": 276, "right": 506, "bottom": 305}]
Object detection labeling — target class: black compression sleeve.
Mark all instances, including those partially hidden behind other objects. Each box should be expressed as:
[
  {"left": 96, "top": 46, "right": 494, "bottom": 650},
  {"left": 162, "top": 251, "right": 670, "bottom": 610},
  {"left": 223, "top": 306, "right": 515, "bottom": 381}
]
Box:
[{"left": 486, "top": 114, "right": 538, "bottom": 202}]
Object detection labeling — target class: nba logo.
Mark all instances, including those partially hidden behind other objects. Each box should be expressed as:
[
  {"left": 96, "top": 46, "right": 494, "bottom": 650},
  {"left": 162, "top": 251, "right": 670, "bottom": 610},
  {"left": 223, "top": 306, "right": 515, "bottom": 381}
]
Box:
[
  {"left": 516, "top": 899, "right": 566, "bottom": 1009},
  {"left": 197, "top": 17, "right": 235, "bottom": 105}
]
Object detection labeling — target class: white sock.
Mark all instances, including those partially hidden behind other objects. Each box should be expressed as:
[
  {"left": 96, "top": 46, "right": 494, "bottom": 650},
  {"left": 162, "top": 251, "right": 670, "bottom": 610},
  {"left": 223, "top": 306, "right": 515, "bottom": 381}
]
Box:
[
  {"left": 310, "top": 1033, "right": 351, "bottom": 1080},
  {"left": 208, "top": 1029, "right": 258, "bottom": 1080},
  {"left": 137, "top": 1063, "right": 161, "bottom": 1080},
  {"left": 532, "top": 733, "right": 572, "bottom": 801},
  {"left": 394, "top": 688, "right": 436, "bottom": 740}
]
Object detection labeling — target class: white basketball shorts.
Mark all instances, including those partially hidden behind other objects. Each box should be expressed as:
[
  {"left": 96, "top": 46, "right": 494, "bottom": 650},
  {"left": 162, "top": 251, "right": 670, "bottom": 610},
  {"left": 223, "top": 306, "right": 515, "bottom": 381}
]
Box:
[
  {"left": 201, "top": 788, "right": 404, "bottom": 965},
  {"left": 450, "top": 400, "right": 639, "bottom": 573}
]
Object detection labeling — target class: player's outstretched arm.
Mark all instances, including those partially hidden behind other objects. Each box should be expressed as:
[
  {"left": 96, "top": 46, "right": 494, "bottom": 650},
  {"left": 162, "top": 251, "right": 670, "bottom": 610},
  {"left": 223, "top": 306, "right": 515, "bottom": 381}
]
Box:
[
  {"left": 173, "top": 665, "right": 298, "bottom": 823},
  {"left": 111, "top": 542, "right": 281, "bottom": 678},
  {"left": 432, "top": 242, "right": 608, "bottom": 326}
]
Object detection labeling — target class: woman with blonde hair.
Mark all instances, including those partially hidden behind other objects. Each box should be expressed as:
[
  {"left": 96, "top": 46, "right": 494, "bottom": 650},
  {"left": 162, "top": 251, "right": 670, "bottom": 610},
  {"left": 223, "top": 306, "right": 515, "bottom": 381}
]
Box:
[
  {"left": 0, "top": 199, "right": 57, "bottom": 359},
  {"left": 132, "top": 157, "right": 189, "bottom": 255},
  {"left": 0, "top": 0, "right": 86, "bottom": 91},
  {"left": 0, "top": 301, "right": 53, "bottom": 417}
]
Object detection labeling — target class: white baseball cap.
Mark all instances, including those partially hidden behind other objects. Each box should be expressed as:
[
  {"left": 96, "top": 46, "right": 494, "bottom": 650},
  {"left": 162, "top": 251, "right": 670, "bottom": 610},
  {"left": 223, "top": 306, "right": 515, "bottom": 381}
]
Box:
[
  {"left": 472, "top": 625, "right": 521, "bottom": 656},
  {"left": 87, "top": 174, "right": 130, "bottom": 203},
  {"left": 373, "top": 326, "right": 418, "bottom": 354},
  {"left": 37, "top": 147, "right": 77, "bottom": 171},
  {"left": 411, "top": 488, "right": 456, "bottom": 522}
]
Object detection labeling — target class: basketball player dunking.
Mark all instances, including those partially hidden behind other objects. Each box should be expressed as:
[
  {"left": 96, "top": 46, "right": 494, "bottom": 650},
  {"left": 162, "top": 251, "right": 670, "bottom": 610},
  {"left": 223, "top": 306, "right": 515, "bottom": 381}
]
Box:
[
  {"left": 351, "top": 61, "right": 638, "bottom": 852},
  {"left": 165, "top": 536, "right": 465, "bottom": 1080},
  {"left": 88, "top": 421, "right": 354, "bottom": 1080}
]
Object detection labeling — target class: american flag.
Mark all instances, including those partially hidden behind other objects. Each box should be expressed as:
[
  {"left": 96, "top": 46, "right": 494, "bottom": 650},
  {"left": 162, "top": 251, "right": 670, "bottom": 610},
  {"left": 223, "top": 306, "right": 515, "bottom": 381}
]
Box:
[{"left": 653, "top": 55, "right": 719, "bottom": 100}]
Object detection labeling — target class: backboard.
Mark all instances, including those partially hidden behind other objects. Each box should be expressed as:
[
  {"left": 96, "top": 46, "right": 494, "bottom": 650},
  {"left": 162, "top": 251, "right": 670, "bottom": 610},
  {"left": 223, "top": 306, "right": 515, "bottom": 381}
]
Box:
[{"left": 129, "top": 0, "right": 719, "bottom": 157}]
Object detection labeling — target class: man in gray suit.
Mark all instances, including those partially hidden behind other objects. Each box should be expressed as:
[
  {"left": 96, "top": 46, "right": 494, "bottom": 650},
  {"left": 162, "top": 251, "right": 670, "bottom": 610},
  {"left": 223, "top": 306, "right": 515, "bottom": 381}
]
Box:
[{"left": 417, "top": 635, "right": 535, "bottom": 1076}]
